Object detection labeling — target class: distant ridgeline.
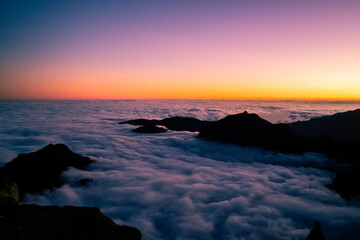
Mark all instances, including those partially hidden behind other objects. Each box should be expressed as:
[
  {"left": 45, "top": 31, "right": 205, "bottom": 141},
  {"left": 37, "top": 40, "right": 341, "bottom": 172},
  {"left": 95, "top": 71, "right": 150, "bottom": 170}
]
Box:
[{"left": 120, "top": 109, "right": 360, "bottom": 200}]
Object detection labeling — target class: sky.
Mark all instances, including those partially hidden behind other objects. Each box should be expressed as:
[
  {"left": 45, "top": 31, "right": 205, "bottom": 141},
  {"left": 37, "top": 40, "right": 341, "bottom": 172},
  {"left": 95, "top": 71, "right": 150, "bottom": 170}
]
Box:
[{"left": 0, "top": 0, "right": 360, "bottom": 100}]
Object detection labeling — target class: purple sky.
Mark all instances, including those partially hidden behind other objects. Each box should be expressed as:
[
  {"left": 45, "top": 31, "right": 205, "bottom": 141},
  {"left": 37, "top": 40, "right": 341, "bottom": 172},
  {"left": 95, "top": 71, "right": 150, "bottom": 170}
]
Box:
[{"left": 1, "top": 0, "right": 360, "bottom": 99}]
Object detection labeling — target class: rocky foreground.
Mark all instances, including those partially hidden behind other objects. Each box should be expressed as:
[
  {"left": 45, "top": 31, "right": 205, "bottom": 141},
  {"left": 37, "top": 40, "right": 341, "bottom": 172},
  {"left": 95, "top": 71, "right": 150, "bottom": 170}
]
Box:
[
  {"left": 0, "top": 144, "right": 141, "bottom": 240},
  {"left": 0, "top": 144, "right": 93, "bottom": 200},
  {"left": 0, "top": 204, "right": 141, "bottom": 240},
  {"left": 120, "top": 109, "right": 360, "bottom": 199}
]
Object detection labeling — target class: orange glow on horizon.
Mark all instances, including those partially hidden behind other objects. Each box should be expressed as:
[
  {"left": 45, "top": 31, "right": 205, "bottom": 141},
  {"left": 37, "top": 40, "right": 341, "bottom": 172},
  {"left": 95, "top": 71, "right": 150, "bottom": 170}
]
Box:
[
  {"left": 2, "top": 74, "right": 360, "bottom": 101},
  {"left": 1, "top": 60, "right": 359, "bottom": 101}
]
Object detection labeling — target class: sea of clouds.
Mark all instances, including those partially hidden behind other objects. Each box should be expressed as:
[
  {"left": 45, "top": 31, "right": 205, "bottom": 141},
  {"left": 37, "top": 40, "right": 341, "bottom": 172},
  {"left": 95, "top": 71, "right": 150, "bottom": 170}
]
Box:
[{"left": 0, "top": 100, "right": 360, "bottom": 240}]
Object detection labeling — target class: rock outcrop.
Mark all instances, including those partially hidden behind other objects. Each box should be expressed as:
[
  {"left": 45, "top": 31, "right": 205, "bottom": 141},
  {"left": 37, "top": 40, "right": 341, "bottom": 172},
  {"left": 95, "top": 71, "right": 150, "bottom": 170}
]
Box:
[
  {"left": 306, "top": 221, "right": 326, "bottom": 240},
  {"left": 121, "top": 118, "right": 159, "bottom": 126},
  {"left": 133, "top": 124, "right": 167, "bottom": 133},
  {"left": 120, "top": 116, "right": 210, "bottom": 132},
  {"left": 197, "top": 111, "right": 307, "bottom": 153},
  {"left": 0, "top": 144, "right": 93, "bottom": 199},
  {"left": 0, "top": 178, "right": 19, "bottom": 206},
  {"left": 197, "top": 112, "right": 358, "bottom": 162},
  {"left": 0, "top": 145, "right": 142, "bottom": 239},
  {"left": 0, "top": 204, "right": 141, "bottom": 240},
  {"left": 158, "top": 116, "right": 210, "bottom": 132},
  {"left": 327, "top": 166, "right": 360, "bottom": 200},
  {"left": 121, "top": 111, "right": 360, "bottom": 161},
  {"left": 289, "top": 109, "right": 360, "bottom": 144}
]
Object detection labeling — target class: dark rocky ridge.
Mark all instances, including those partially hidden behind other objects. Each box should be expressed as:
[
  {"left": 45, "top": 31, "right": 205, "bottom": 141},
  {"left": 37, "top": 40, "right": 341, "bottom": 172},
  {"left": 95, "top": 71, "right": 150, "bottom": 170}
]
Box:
[
  {"left": 0, "top": 204, "right": 141, "bottom": 240},
  {"left": 0, "top": 144, "right": 93, "bottom": 199},
  {"left": 289, "top": 109, "right": 360, "bottom": 143},
  {"left": 157, "top": 116, "right": 210, "bottom": 132},
  {"left": 121, "top": 110, "right": 360, "bottom": 199},
  {"left": 120, "top": 116, "right": 210, "bottom": 133},
  {"left": 133, "top": 124, "right": 167, "bottom": 133},
  {"left": 0, "top": 144, "right": 142, "bottom": 239},
  {"left": 197, "top": 112, "right": 358, "bottom": 164},
  {"left": 122, "top": 111, "right": 359, "bottom": 161},
  {"left": 198, "top": 111, "right": 306, "bottom": 154}
]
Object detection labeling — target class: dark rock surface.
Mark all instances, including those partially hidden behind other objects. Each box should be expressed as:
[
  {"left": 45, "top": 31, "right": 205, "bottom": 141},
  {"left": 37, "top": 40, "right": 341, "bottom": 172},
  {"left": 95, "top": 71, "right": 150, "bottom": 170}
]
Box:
[
  {"left": 197, "top": 112, "right": 358, "bottom": 162},
  {"left": 0, "top": 204, "right": 141, "bottom": 240},
  {"left": 0, "top": 178, "right": 19, "bottom": 206},
  {"left": 121, "top": 118, "right": 159, "bottom": 126},
  {"left": 0, "top": 144, "right": 93, "bottom": 199},
  {"left": 198, "top": 111, "right": 306, "bottom": 153},
  {"left": 327, "top": 166, "right": 360, "bottom": 200},
  {"left": 289, "top": 109, "right": 360, "bottom": 143},
  {"left": 121, "top": 112, "right": 345, "bottom": 156},
  {"left": 306, "top": 221, "right": 326, "bottom": 240},
  {"left": 121, "top": 111, "right": 360, "bottom": 161},
  {"left": 120, "top": 116, "right": 210, "bottom": 132},
  {"left": 133, "top": 124, "right": 167, "bottom": 133},
  {"left": 158, "top": 116, "right": 210, "bottom": 132},
  {"left": 77, "top": 178, "right": 93, "bottom": 187}
]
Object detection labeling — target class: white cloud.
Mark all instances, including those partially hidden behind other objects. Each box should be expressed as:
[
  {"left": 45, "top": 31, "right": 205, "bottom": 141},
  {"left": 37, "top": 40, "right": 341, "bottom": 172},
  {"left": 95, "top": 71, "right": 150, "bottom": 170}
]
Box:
[{"left": 1, "top": 100, "right": 360, "bottom": 240}]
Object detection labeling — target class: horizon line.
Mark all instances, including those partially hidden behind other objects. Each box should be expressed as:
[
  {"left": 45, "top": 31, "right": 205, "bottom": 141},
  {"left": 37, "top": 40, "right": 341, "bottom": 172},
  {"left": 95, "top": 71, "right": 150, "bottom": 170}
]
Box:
[{"left": 1, "top": 97, "right": 360, "bottom": 101}]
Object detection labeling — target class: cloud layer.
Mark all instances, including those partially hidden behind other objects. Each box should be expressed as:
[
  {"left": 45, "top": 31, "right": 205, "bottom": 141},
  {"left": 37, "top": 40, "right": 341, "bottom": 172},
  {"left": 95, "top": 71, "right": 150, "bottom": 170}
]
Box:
[{"left": 1, "top": 100, "right": 360, "bottom": 240}]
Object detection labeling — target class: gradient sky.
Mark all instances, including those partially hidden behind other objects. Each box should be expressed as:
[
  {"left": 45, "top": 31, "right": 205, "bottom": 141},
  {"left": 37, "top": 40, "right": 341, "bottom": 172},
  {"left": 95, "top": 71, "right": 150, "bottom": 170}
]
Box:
[{"left": 1, "top": 0, "right": 360, "bottom": 100}]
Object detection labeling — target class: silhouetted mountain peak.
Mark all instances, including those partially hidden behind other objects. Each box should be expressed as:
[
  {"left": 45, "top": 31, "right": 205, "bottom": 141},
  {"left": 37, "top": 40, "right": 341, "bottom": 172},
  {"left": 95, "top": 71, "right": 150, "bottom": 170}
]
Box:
[
  {"left": 220, "top": 111, "right": 271, "bottom": 126},
  {"left": 197, "top": 111, "right": 297, "bottom": 152},
  {"left": 307, "top": 220, "right": 326, "bottom": 240}
]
